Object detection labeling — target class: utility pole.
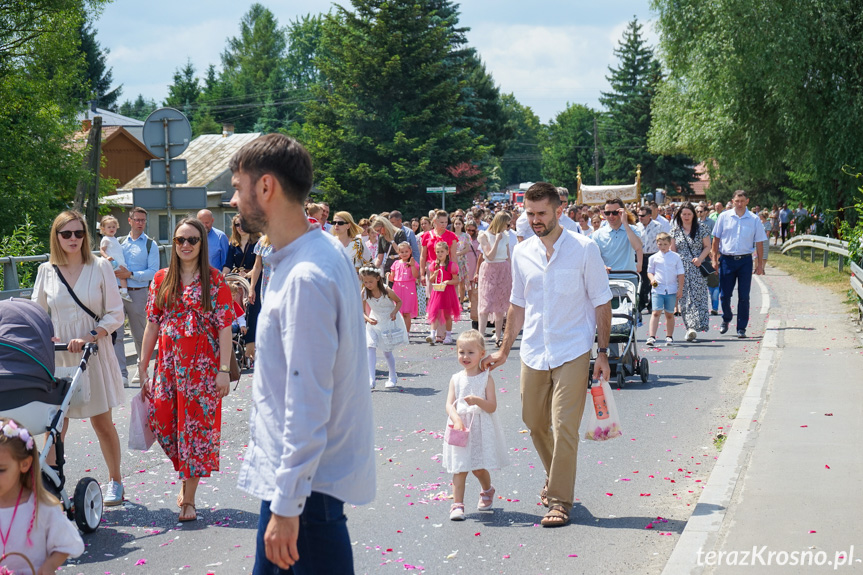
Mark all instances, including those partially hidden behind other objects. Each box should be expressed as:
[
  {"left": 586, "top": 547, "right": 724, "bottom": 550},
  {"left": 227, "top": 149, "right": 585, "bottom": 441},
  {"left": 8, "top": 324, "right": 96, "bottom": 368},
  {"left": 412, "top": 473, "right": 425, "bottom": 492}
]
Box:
[
  {"left": 74, "top": 115, "right": 102, "bottom": 245},
  {"left": 593, "top": 117, "right": 600, "bottom": 186}
]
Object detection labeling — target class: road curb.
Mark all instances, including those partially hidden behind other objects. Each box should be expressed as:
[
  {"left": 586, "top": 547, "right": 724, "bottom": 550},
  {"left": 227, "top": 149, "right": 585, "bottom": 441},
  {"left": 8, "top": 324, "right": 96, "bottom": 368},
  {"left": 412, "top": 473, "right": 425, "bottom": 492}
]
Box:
[{"left": 661, "top": 275, "right": 777, "bottom": 574}]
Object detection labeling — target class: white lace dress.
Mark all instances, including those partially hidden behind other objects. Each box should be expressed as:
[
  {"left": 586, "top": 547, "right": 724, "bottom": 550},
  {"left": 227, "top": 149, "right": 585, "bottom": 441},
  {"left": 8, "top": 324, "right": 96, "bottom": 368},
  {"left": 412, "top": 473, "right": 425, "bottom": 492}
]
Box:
[
  {"left": 442, "top": 370, "right": 509, "bottom": 474},
  {"left": 364, "top": 292, "right": 407, "bottom": 352}
]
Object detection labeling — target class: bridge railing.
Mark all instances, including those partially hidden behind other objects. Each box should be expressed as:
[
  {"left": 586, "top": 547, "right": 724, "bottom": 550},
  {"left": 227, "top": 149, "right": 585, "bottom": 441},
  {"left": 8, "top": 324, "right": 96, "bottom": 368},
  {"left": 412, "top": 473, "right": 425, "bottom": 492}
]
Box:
[{"left": 780, "top": 234, "right": 862, "bottom": 320}]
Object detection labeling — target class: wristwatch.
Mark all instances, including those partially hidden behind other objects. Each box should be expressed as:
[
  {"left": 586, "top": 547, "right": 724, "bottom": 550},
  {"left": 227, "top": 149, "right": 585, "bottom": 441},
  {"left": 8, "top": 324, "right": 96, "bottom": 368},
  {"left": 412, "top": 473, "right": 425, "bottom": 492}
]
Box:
[
  {"left": 89, "top": 329, "right": 99, "bottom": 341},
  {"left": 596, "top": 348, "right": 609, "bottom": 355},
  {"left": 219, "top": 364, "right": 231, "bottom": 373}
]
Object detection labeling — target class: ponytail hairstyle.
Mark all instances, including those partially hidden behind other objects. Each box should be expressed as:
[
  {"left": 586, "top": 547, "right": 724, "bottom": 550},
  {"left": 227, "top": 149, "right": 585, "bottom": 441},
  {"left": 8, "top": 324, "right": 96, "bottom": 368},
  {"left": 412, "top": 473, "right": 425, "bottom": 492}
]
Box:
[
  {"left": 0, "top": 418, "right": 60, "bottom": 539},
  {"left": 358, "top": 266, "right": 386, "bottom": 299}
]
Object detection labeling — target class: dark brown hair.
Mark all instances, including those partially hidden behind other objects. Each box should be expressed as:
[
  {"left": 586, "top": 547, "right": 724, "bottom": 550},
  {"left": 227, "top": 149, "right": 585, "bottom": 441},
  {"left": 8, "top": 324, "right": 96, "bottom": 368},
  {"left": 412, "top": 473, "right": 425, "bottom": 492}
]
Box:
[
  {"left": 158, "top": 218, "right": 212, "bottom": 312},
  {"left": 229, "top": 134, "right": 313, "bottom": 205},
  {"left": 524, "top": 182, "right": 560, "bottom": 206}
]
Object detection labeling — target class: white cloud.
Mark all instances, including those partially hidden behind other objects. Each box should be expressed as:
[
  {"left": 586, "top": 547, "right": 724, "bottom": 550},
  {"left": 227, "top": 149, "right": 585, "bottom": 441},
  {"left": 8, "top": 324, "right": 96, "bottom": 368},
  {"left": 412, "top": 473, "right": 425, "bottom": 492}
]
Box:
[{"left": 470, "top": 18, "right": 658, "bottom": 122}]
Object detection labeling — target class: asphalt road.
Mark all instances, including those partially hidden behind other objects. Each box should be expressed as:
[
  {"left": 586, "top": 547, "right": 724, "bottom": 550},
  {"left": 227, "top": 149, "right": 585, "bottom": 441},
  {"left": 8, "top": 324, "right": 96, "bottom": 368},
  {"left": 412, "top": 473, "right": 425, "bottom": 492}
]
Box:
[{"left": 57, "top": 286, "right": 767, "bottom": 575}]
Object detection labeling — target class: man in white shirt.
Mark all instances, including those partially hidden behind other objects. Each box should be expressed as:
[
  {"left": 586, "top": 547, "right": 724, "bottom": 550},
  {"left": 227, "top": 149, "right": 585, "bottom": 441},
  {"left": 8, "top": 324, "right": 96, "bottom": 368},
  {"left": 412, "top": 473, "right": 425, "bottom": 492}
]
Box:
[
  {"left": 516, "top": 187, "right": 579, "bottom": 241},
  {"left": 230, "top": 134, "right": 375, "bottom": 573},
  {"left": 482, "top": 182, "right": 612, "bottom": 528},
  {"left": 635, "top": 206, "right": 662, "bottom": 314},
  {"left": 649, "top": 201, "right": 672, "bottom": 233},
  {"left": 711, "top": 189, "right": 767, "bottom": 339}
]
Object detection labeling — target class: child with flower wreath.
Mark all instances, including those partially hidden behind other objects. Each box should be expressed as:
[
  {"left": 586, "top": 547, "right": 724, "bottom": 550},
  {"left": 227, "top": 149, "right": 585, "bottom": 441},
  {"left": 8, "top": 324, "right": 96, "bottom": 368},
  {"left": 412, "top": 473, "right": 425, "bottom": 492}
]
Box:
[{"left": 0, "top": 418, "right": 83, "bottom": 574}]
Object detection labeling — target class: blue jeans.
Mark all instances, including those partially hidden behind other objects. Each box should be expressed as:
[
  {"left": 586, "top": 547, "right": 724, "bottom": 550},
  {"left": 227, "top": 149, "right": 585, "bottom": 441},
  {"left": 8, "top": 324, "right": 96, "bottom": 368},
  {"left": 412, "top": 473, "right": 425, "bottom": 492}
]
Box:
[
  {"left": 719, "top": 255, "right": 753, "bottom": 332},
  {"left": 253, "top": 492, "right": 353, "bottom": 575},
  {"left": 709, "top": 285, "right": 721, "bottom": 311}
]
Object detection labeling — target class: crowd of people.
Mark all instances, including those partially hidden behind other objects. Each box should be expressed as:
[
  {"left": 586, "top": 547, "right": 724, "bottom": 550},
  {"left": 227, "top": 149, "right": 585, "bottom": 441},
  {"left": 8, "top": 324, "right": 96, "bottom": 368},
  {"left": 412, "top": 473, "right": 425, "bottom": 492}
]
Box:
[{"left": 1, "top": 129, "right": 778, "bottom": 572}]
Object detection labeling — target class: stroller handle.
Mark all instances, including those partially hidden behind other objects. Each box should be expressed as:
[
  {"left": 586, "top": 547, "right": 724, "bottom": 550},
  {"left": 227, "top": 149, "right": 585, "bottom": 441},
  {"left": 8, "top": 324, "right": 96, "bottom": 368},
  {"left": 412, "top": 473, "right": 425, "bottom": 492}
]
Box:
[{"left": 54, "top": 342, "right": 98, "bottom": 354}]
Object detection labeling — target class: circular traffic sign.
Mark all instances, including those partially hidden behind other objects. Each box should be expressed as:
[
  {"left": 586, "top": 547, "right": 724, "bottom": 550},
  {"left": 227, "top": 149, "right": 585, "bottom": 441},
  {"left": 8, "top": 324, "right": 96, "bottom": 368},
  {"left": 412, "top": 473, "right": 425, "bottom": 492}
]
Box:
[{"left": 143, "top": 107, "right": 192, "bottom": 159}]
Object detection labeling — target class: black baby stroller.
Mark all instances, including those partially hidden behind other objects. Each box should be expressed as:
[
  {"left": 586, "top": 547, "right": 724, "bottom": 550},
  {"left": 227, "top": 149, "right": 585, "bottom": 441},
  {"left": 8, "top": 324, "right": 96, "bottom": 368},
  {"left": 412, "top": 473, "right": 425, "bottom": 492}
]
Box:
[
  {"left": 0, "top": 298, "right": 103, "bottom": 533},
  {"left": 589, "top": 271, "right": 649, "bottom": 389}
]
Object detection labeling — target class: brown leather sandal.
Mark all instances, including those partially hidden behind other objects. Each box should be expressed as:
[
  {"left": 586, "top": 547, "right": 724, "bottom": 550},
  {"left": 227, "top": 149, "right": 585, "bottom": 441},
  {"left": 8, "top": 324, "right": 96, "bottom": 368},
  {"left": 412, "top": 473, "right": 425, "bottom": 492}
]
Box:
[
  {"left": 179, "top": 502, "right": 197, "bottom": 522},
  {"left": 539, "top": 479, "right": 549, "bottom": 508},
  {"left": 540, "top": 504, "right": 570, "bottom": 527}
]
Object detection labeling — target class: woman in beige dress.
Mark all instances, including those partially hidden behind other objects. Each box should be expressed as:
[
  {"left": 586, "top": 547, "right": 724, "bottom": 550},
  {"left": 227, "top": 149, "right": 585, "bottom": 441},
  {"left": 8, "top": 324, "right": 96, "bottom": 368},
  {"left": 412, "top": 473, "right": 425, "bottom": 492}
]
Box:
[{"left": 31, "top": 210, "right": 126, "bottom": 506}]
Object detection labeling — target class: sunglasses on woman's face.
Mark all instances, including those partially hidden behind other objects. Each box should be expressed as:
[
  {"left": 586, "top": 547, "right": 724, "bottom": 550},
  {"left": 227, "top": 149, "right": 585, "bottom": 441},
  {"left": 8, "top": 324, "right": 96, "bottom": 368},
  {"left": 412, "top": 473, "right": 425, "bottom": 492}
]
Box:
[
  {"left": 332, "top": 221, "right": 348, "bottom": 226},
  {"left": 57, "top": 230, "right": 85, "bottom": 239},
  {"left": 173, "top": 236, "right": 201, "bottom": 246}
]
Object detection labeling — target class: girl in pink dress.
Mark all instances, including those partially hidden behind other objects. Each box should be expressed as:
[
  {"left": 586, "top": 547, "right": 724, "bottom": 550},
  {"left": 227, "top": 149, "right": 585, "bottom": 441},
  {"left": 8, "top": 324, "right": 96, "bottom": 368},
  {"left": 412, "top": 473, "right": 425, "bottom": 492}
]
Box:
[
  {"left": 388, "top": 242, "right": 420, "bottom": 333},
  {"left": 426, "top": 241, "right": 461, "bottom": 345}
]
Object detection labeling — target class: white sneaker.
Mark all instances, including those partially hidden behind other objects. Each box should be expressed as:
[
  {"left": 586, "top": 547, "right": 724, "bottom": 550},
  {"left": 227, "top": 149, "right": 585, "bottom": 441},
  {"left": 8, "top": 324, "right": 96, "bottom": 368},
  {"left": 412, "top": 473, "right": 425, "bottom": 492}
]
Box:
[
  {"left": 425, "top": 335, "right": 435, "bottom": 345},
  {"left": 120, "top": 290, "right": 133, "bottom": 303},
  {"left": 122, "top": 376, "right": 129, "bottom": 388},
  {"left": 385, "top": 379, "right": 397, "bottom": 388},
  {"left": 442, "top": 335, "right": 453, "bottom": 345},
  {"left": 665, "top": 337, "right": 673, "bottom": 346},
  {"left": 131, "top": 371, "right": 141, "bottom": 385},
  {"left": 646, "top": 337, "right": 656, "bottom": 347},
  {"left": 685, "top": 329, "right": 697, "bottom": 342},
  {"left": 104, "top": 480, "right": 124, "bottom": 506}
]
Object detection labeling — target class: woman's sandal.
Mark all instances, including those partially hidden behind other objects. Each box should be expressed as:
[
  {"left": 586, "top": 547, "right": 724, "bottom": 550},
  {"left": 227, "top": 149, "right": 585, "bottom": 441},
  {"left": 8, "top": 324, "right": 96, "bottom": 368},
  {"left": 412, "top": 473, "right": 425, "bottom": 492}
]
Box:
[
  {"left": 176, "top": 480, "right": 185, "bottom": 509},
  {"left": 540, "top": 504, "right": 570, "bottom": 528},
  {"left": 179, "top": 502, "right": 197, "bottom": 522},
  {"left": 477, "top": 486, "right": 495, "bottom": 510}
]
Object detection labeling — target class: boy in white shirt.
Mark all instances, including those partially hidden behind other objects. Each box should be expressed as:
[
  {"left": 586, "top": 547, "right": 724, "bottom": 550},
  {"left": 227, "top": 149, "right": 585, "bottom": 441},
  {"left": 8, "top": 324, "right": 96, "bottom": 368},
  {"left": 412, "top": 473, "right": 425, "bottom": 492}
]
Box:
[
  {"left": 646, "top": 232, "right": 684, "bottom": 346},
  {"left": 99, "top": 216, "right": 133, "bottom": 302}
]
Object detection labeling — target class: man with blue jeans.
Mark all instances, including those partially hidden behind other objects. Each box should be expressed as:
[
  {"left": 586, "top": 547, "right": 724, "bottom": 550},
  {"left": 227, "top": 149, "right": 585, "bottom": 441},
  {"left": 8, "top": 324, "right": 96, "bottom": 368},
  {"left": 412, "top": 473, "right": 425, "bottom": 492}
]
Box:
[
  {"left": 230, "top": 134, "right": 375, "bottom": 574},
  {"left": 711, "top": 190, "right": 767, "bottom": 339}
]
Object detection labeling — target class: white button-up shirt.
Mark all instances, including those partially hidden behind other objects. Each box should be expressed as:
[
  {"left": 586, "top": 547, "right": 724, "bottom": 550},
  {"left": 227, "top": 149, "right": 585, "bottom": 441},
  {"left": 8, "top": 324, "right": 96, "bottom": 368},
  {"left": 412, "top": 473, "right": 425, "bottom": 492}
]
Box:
[
  {"left": 237, "top": 230, "right": 376, "bottom": 516},
  {"left": 647, "top": 250, "right": 684, "bottom": 295},
  {"left": 713, "top": 209, "right": 768, "bottom": 256},
  {"left": 510, "top": 230, "right": 612, "bottom": 371}
]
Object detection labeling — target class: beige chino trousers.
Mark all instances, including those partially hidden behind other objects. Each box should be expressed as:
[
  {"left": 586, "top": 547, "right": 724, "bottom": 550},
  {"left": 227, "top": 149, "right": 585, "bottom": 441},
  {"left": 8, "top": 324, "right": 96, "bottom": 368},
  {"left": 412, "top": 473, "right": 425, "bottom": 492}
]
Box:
[{"left": 520, "top": 352, "right": 590, "bottom": 509}]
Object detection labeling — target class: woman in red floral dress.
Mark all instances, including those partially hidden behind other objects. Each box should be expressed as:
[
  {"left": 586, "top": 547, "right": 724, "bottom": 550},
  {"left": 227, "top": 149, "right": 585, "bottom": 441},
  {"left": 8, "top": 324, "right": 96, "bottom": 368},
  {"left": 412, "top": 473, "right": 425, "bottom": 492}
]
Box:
[{"left": 139, "top": 218, "right": 234, "bottom": 522}]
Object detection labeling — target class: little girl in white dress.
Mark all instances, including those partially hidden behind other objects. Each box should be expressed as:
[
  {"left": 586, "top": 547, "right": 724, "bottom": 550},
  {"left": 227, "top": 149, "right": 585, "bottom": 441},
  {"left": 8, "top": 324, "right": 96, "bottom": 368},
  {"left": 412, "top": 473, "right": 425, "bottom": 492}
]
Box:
[
  {"left": 442, "top": 330, "right": 508, "bottom": 521},
  {"left": 360, "top": 267, "right": 407, "bottom": 389}
]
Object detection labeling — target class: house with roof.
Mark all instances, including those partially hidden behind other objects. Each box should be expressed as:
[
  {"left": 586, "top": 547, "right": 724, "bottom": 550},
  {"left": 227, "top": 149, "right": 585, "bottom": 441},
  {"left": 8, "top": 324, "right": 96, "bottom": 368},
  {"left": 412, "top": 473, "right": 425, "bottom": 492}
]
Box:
[
  {"left": 77, "top": 101, "right": 147, "bottom": 145},
  {"left": 101, "top": 129, "right": 262, "bottom": 243}
]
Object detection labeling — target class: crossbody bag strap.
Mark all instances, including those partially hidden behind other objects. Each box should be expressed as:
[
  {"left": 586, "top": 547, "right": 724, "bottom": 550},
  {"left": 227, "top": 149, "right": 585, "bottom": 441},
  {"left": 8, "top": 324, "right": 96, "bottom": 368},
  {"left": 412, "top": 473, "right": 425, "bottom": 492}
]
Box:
[{"left": 52, "top": 265, "right": 100, "bottom": 321}]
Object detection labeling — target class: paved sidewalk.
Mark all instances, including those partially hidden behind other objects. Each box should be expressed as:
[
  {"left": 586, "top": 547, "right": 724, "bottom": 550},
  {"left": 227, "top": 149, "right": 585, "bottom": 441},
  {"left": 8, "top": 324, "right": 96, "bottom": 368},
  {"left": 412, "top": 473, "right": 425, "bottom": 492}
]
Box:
[{"left": 664, "top": 265, "right": 863, "bottom": 574}]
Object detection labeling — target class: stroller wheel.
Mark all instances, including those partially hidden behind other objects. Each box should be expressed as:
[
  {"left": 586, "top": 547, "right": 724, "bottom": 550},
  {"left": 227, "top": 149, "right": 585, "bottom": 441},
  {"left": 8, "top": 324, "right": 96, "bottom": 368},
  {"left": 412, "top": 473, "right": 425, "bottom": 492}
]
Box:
[
  {"left": 616, "top": 371, "right": 626, "bottom": 390},
  {"left": 640, "top": 357, "right": 649, "bottom": 383},
  {"left": 73, "top": 477, "right": 103, "bottom": 533}
]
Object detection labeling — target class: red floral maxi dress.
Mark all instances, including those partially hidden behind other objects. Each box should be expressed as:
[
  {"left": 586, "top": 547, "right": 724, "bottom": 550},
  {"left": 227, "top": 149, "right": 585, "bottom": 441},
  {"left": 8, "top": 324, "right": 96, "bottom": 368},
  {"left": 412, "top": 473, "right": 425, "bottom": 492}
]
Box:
[{"left": 146, "top": 268, "right": 234, "bottom": 479}]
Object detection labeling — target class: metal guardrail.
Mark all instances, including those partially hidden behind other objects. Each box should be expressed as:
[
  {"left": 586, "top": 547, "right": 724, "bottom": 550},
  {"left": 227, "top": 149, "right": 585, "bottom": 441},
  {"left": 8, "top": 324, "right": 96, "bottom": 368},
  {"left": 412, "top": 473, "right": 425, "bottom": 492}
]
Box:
[
  {"left": 780, "top": 234, "right": 863, "bottom": 320},
  {"left": 1, "top": 246, "right": 170, "bottom": 300}
]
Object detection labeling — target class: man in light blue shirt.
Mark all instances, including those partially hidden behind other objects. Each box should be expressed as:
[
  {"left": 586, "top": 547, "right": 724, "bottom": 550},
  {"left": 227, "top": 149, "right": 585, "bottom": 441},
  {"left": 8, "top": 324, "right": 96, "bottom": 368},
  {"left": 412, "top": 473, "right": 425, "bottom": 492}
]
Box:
[
  {"left": 197, "top": 209, "right": 229, "bottom": 271},
  {"left": 230, "top": 134, "right": 375, "bottom": 574},
  {"left": 711, "top": 190, "right": 767, "bottom": 338},
  {"left": 590, "top": 198, "right": 643, "bottom": 273},
  {"left": 112, "top": 206, "right": 159, "bottom": 386}
]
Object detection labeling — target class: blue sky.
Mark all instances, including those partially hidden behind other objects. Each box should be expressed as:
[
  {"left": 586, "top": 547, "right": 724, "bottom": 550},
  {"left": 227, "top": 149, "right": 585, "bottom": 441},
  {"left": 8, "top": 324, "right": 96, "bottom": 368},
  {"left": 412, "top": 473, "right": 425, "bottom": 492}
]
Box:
[{"left": 94, "top": 0, "right": 657, "bottom": 123}]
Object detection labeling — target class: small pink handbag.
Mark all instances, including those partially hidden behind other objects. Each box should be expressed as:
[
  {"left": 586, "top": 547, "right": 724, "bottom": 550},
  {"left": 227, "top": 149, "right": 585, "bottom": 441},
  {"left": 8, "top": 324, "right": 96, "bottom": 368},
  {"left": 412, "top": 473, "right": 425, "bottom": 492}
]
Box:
[{"left": 444, "top": 415, "right": 472, "bottom": 447}]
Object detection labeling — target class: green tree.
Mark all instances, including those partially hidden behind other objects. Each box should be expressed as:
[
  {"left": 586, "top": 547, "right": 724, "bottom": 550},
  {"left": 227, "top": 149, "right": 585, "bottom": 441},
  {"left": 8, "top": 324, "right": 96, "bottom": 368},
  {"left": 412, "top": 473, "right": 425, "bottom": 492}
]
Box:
[
  {"left": 219, "top": 3, "right": 288, "bottom": 132},
  {"left": 0, "top": 215, "right": 44, "bottom": 290},
  {"left": 601, "top": 17, "right": 695, "bottom": 193},
  {"left": 76, "top": 21, "right": 121, "bottom": 109},
  {"left": 164, "top": 59, "right": 201, "bottom": 122},
  {"left": 541, "top": 103, "right": 598, "bottom": 192},
  {"left": 0, "top": 0, "right": 109, "bottom": 243},
  {"left": 649, "top": 0, "right": 863, "bottom": 223},
  {"left": 118, "top": 94, "right": 158, "bottom": 120},
  {"left": 499, "top": 93, "right": 542, "bottom": 186},
  {"left": 302, "top": 0, "right": 489, "bottom": 215}
]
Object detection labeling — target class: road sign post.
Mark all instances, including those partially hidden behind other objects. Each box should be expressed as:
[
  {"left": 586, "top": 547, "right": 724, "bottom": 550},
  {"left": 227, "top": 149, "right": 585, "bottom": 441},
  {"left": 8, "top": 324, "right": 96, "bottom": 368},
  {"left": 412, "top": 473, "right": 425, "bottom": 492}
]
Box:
[
  {"left": 143, "top": 108, "right": 195, "bottom": 222},
  {"left": 426, "top": 186, "right": 457, "bottom": 210}
]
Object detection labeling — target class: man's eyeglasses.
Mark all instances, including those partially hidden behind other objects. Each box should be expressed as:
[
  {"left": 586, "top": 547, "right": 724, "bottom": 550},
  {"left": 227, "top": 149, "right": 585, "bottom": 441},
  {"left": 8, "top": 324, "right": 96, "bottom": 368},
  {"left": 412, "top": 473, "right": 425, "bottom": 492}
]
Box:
[
  {"left": 603, "top": 211, "right": 621, "bottom": 216},
  {"left": 638, "top": 213, "right": 649, "bottom": 218},
  {"left": 57, "top": 230, "right": 85, "bottom": 239},
  {"left": 332, "top": 221, "right": 348, "bottom": 226},
  {"left": 173, "top": 236, "right": 201, "bottom": 246}
]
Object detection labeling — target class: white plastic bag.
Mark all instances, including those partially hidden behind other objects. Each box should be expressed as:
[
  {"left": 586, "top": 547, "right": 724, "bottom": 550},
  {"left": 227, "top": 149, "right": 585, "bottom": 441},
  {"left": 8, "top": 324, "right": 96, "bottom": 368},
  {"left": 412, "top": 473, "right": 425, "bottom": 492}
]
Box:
[
  {"left": 583, "top": 377, "right": 622, "bottom": 441},
  {"left": 128, "top": 393, "right": 156, "bottom": 451}
]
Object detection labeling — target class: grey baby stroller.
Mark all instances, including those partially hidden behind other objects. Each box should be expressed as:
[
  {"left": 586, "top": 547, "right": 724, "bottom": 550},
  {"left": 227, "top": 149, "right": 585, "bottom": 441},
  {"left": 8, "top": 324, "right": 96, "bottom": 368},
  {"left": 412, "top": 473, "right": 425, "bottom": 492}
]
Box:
[
  {"left": 590, "top": 271, "right": 649, "bottom": 389},
  {"left": 0, "top": 298, "right": 103, "bottom": 533}
]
